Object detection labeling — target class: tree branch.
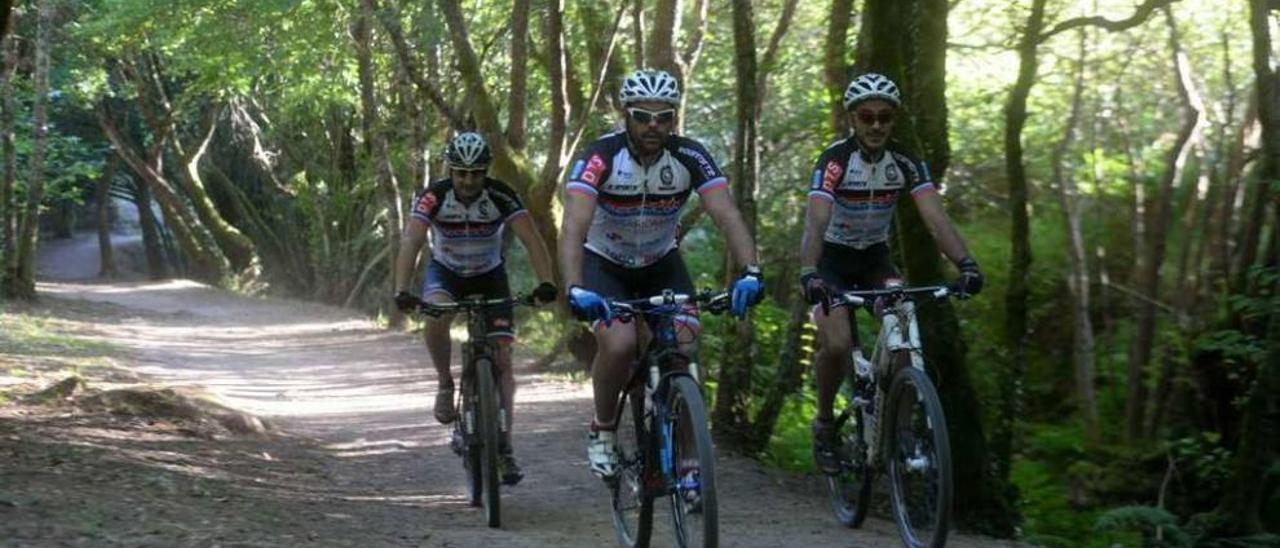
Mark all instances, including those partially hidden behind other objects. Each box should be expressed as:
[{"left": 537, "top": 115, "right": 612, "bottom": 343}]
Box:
[
  {"left": 1039, "top": 0, "right": 1178, "bottom": 42},
  {"left": 372, "top": 0, "right": 465, "bottom": 129}
]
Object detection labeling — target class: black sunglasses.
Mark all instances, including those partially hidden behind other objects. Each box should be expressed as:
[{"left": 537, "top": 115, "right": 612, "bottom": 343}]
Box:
[
  {"left": 855, "top": 109, "right": 895, "bottom": 126},
  {"left": 627, "top": 107, "right": 676, "bottom": 125}
]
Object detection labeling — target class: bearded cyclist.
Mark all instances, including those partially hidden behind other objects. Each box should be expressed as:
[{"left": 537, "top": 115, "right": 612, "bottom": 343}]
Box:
[
  {"left": 558, "top": 69, "right": 763, "bottom": 479},
  {"left": 800, "top": 73, "right": 984, "bottom": 474},
  {"left": 393, "top": 132, "right": 557, "bottom": 485}
]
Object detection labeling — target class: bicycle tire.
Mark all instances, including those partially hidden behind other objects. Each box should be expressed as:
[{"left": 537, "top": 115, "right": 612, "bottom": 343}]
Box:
[
  {"left": 461, "top": 378, "right": 482, "bottom": 507},
  {"left": 611, "top": 383, "right": 653, "bottom": 548},
  {"left": 826, "top": 381, "right": 874, "bottom": 527},
  {"left": 667, "top": 375, "right": 718, "bottom": 548},
  {"left": 476, "top": 355, "right": 502, "bottom": 528},
  {"left": 885, "top": 365, "right": 952, "bottom": 548}
]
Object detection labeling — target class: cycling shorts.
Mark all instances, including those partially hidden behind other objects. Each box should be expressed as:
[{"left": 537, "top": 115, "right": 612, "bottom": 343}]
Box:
[
  {"left": 581, "top": 248, "right": 699, "bottom": 334},
  {"left": 816, "top": 241, "right": 902, "bottom": 347},
  {"left": 423, "top": 260, "right": 514, "bottom": 342}
]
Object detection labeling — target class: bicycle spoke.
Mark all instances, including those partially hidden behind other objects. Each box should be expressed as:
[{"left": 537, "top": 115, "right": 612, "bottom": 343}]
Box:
[{"left": 887, "top": 368, "right": 951, "bottom": 548}]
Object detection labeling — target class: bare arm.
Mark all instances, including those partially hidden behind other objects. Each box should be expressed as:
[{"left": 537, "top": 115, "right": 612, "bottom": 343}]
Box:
[
  {"left": 394, "top": 219, "right": 430, "bottom": 293},
  {"left": 509, "top": 213, "right": 555, "bottom": 284},
  {"left": 700, "top": 188, "right": 759, "bottom": 269},
  {"left": 912, "top": 190, "right": 972, "bottom": 265},
  {"left": 800, "top": 196, "right": 833, "bottom": 271},
  {"left": 558, "top": 191, "right": 597, "bottom": 289}
]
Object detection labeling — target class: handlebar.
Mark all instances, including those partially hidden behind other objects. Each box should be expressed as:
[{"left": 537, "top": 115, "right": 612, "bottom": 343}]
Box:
[
  {"left": 608, "top": 290, "right": 731, "bottom": 319},
  {"left": 414, "top": 292, "right": 540, "bottom": 317},
  {"left": 830, "top": 284, "right": 954, "bottom": 310}
]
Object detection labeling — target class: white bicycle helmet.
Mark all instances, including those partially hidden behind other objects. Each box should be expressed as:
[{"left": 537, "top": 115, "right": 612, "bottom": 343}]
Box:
[
  {"left": 445, "top": 132, "right": 492, "bottom": 169},
  {"left": 619, "top": 69, "right": 681, "bottom": 106},
  {"left": 843, "top": 73, "right": 901, "bottom": 110}
]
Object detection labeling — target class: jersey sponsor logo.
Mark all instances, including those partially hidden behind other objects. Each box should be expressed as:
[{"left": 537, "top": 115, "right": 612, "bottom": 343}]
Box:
[
  {"left": 570, "top": 160, "right": 586, "bottom": 180},
  {"left": 821, "top": 160, "right": 843, "bottom": 192},
  {"left": 415, "top": 193, "right": 439, "bottom": 216},
  {"left": 811, "top": 170, "right": 824, "bottom": 189},
  {"left": 679, "top": 146, "right": 718, "bottom": 179},
  {"left": 659, "top": 165, "right": 675, "bottom": 189},
  {"left": 582, "top": 154, "right": 607, "bottom": 185},
  {"left": 885, "top": 163, "right": 900, "bottom": 182}
]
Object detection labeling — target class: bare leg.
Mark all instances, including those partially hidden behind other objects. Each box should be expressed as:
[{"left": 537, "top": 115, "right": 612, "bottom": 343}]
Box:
[
  {"left": 494, "top": 341, "right": 515, "bottom": 447},
  {"left": 592, "top": 321, "right": 638, "bottom": 427},
  {"left": 813, "top": 306, "right": 854, "bottom": 422}
]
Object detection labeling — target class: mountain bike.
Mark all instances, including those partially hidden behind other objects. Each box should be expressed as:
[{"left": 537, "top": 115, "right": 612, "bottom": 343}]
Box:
[
  {"left": 416, "top": 292, "right": 536, "bottom": 529},
  {"left": 824, "top": 285, "right": 956, "bottom": 548},
  {"left": 602, "top": 290, "right": 730, "bottom": 548}
]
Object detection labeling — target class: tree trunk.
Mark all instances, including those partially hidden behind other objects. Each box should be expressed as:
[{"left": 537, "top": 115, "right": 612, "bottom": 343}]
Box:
[
  {"left": 860, "top": 0, "right": 1017, "bottom": 534},
  {"left": 1125, "top": 6, "right": 1202, "bottom": 444},
  {"left": 823, "top": 0, "right": 854, "bottom": 138},
  {"left": 1052, "top": 28, "right": 1100, "bottom": 445},
  {"left": 8, "top": 0, "right": 50, "bottom": 299},
  {"left": 506, "top": 0, "right": 531, "bottom": 150},
  {"left": 0, "top": 8, "right": 16, "bottom": 293},
  {"left": 999, "top": 0, "right": 1046, "bottom": 482},
  {"left": 97, "top": 156, "right": 118, "bottom": 278},
  {"left": 130, "top": 178, "right": 167, "bottom": 280},
  {"left": 356, "top": 0, "right": 404, "bottom": 326},
  {"left": 712, "top": 0, "right": 761, "bottom": 447},
  {"left": 631, "top": 0, "right": 645, "bottom": 68}
]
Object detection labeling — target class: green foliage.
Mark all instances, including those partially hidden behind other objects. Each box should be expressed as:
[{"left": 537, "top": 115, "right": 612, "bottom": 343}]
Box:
[{"left": 1094, "top": 505, "right": 1192, "bottom": 547}]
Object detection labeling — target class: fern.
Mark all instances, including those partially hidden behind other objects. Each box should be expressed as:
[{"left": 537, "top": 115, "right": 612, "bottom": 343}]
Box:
[{"left": 1094, "top": 505, "right": 1192, "bottom": 547}]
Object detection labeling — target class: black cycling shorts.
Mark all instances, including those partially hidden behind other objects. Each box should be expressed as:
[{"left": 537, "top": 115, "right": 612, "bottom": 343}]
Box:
[
  {"left": 816, "top": 241, "right": 902, "bottom": 347},
  {"left": 423, "top": 260, "right": 514, "bottom": 341},
  {"left": 581, "top": 248, "right": 699, "bottom": 332}
]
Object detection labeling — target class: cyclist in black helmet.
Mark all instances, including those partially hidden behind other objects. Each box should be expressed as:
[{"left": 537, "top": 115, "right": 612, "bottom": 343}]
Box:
[
  {"left": 799, "top": 73, "right": 984, "bottom": 474},
  {"left": 394, "top": 131, "right": 557, "bottom": 486}
]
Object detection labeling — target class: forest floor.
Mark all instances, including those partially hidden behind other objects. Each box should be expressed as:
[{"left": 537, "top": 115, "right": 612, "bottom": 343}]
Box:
[{"left": 0, "top": 233, "right": 1022, "bottom": 547}]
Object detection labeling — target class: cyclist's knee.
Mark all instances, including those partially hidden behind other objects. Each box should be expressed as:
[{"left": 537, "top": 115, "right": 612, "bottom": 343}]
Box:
[{"left": 595, "top": 325, "right": 636, "bottom": 364}]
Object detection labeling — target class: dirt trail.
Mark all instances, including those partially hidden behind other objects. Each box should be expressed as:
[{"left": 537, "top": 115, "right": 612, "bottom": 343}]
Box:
[{"left": 3, "top": 234, "right": 1018, "bottom": 547}]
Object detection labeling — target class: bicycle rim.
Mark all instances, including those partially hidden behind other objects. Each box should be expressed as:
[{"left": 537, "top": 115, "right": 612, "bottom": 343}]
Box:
[
  {"left": 826, "top": 405, "right": 873, "bottom": 527},
  {"left": 476, "top": 356, "right": 502, "bottom": 528},
  {"left": 611, "top": 384, "right": 653, "bottom": 548},
  {"left": 886, "top": 367, "right": 952, "bottom": 548},
  {"left": 667, "top": 376, "right": 717, "bottom": 548}
]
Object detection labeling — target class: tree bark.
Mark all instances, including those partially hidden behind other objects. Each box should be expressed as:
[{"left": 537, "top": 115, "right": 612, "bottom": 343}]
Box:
[
  {"left": 356, "top": 0, "right": 404, "bottom": 326},
  {"left": 0, "top": 8, "right": 16, "bottom": 293},
  {"left": 823, "top": 0, "right": 854, "bottom": 138},
  {"left": 8, "top": 0, "right": 50, "bottom": 299},
  {"left": 129, "top": 177, "right": 167, "bottom": 279},
  {"left": 97, "top": 156, "right": 118, "bottom": 278},
  {"left": 1052, "top": 28, "right": 1100, "bottom": 445},
  {"left": 713, "top": 0, "right": 761, "bottom": 447},
  {"left": 1125, "top": 6, "right": 1202, "bottom": 444}
]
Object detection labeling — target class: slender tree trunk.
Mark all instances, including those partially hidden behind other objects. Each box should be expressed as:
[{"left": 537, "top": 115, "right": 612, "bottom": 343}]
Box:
[
  {"left": 824, "top": 0, "right": 854, "bottom": 138},
  {"left": 506, "top": 0, "right": 530, "bottom": 150},
  {"left": 1052, "top": 28, "right": 1100, "bottom": 445},
  {"left": 130, "top": 178, "right": 167, "bottom": 279},
  {"left": 743, "top": 297, "right": 811, "bottom": 454},
  {"left": 712, "top": 0, "right": 761, "bottom": 447},
  {"left": 631, "top": 0, "right": 645, "bottom": 68},
  {"left": 356, "top": 0, "right": 404, "bottom": 325},
  {"left": 999, "top": 0, "right": 1045, "bottom": 485},
  {"left": 0, "top": 8, "right": 16, "bottom": 293},
  {"left": 1125, "top": 7, "right": 1202, "bottom": 444},
  {"left": 9, "top": 0, "right": 50, "bottom": 299},
  {"left": 97, "top": 156, "right": 118, "bottom": 278}
]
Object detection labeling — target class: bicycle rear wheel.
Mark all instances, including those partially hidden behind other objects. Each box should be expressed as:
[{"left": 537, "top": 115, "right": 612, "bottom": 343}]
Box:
[
  {"left": 475, "top": 355, "right": 502, "bottom": 528},
  {"left": 667, "top": 375, "right": 717, "bottom": 548},
  {"left": 826, "top": 380, "right": 874, "bottom": 527},
  {"left": 611, "top": 384, "right": 653, "bottom": 548},
  {"left": 885, "top": 365, "right": 952, "bottom": 548}
]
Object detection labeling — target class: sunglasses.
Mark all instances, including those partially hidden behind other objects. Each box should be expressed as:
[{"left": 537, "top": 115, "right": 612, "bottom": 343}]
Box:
[
  {"left": 627, "top": 107, "right": 676, "bottom": 125},
  {"left": 855, "top": 109, "right": 895, "bottom": 126}
]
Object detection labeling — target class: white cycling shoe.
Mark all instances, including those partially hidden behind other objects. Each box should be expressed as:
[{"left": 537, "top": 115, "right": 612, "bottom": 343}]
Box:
[{"left": 587, "top": 429, "right": 620, "bottom": 479}]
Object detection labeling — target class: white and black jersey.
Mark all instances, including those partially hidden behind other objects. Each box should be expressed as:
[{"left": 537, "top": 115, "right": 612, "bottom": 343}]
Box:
[
  {"left": 409, "top": 178, "right": 528, "bottom": 276},
  {"left": 808, "top": 137, "right": 937, "bottom": 250}
]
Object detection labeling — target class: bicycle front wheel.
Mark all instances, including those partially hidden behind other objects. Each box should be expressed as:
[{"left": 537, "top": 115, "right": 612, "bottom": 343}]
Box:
[
  {"left": 667, "top": 375, "right": 718, "bottom": 548},
  {"left": 826, "top": 391, "right": 873, "bottom": 527},
  {"left": 611, "top": 383, "right": 653, "bottom": 548},
  {"left": 475, "top": 355, "right": 502, "bottom": 528},
  {"left": 885, "top": 365, "right": 952, "bottom": 548}
]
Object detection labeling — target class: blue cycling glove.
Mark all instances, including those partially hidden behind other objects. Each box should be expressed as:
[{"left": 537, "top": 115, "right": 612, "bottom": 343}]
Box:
[
  {"left": 568, "top": 285, "right": 612, "bottom": 323},
  {"left": 730, "top": 265, "right": 764, "bottom": 317}
]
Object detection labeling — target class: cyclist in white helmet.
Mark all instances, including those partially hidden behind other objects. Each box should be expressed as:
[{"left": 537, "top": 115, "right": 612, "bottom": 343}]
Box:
[
  {"left": 799, "top": 72, "right": 984, "bottom": 474},
  {"left": 393, "top": 131, "right": 558, "bottom": 486},
  {"left": 559, "top": 69, "right": 764, "bottom": 479}
]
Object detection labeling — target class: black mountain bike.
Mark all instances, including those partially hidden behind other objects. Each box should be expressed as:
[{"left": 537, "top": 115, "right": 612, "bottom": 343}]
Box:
[
  {"left": 416, "top": 292, "right": 536, "bottom": 529},
  {"left": 824, "top": 285, "right": 956, "bottom": 548},
  {"left": 602, "top": 289, "right": 730, "bottom": 548}
]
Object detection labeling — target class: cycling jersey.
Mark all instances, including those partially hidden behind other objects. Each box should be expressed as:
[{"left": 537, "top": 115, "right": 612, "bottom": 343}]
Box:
[
  {"left": 410, "top": 178, "right": 528, "bottom": 276},
  {"left": 566, "top": 132, "right": 729, "bottom": 268},
  {"left": 808, "top": 137, "right": 936, "bottom": 249}
]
